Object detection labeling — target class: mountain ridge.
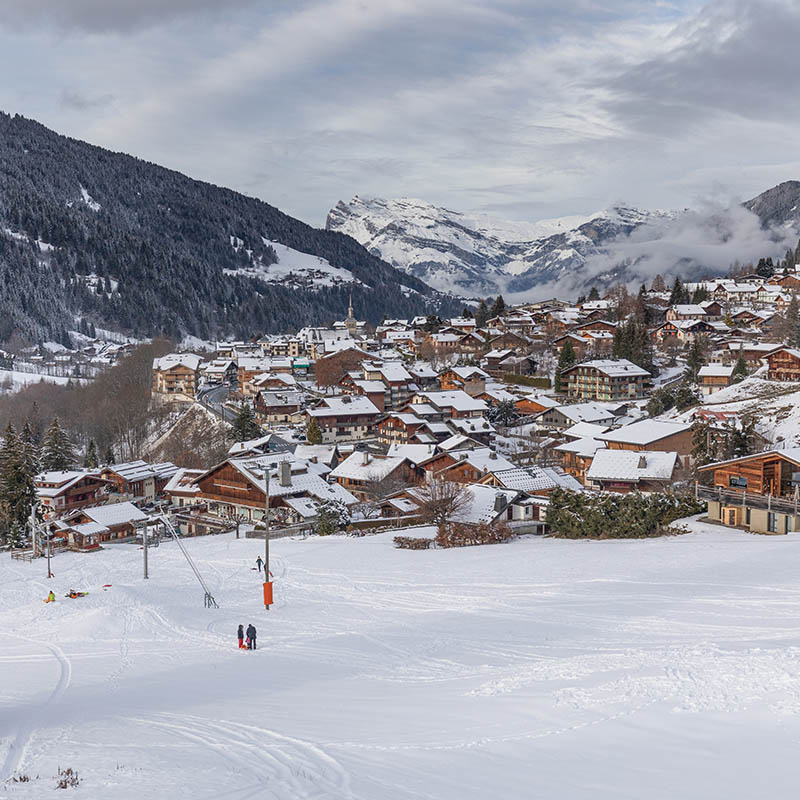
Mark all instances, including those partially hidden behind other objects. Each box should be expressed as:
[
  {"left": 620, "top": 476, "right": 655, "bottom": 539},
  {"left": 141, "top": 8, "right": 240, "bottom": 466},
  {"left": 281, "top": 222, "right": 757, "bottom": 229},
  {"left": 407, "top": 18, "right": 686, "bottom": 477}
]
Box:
[
  {"left": 327, "top": 187, "right": 800, "bottom": 299},
  {"left": 0, "top": 112, "right": 459, "bottom": 347}
]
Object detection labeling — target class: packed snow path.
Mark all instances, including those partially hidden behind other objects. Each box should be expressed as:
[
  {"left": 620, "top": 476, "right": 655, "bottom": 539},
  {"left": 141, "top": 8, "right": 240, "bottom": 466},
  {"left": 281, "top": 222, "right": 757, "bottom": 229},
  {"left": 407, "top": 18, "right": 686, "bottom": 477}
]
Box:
[{"left": 3, "top": 519, "right": 800, "bottom": 798}]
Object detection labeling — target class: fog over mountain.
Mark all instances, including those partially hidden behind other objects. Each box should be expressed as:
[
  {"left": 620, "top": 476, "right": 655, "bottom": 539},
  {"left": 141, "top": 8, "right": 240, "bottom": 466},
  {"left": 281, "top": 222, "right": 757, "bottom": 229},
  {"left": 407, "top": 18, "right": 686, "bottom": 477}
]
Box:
[{"left": 328, "top": 184, "right": 800, "bottom": 300}]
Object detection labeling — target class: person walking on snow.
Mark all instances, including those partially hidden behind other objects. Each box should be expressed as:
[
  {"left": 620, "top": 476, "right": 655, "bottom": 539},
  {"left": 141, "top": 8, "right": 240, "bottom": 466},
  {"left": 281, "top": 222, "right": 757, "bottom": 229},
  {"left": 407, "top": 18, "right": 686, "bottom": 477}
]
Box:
[
  {"left": 246, "top": 623, "right": 257, "bottom": 650},
  {"left": 237, "top": 624, "right": 244, "bottom": 649},
  {"left": 256, "top": 556, "right": 263, "bottom": 573}
]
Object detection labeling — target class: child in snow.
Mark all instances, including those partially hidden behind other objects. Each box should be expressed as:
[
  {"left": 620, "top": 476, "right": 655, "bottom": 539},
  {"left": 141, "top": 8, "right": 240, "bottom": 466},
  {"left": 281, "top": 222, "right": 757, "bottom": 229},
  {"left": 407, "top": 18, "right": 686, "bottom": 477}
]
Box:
[
  {"left": 44, "top": 590, "right": 56, "bottom": 603},
  {"left": 237, "top": 624, "right": 244, "bottom": 649}
]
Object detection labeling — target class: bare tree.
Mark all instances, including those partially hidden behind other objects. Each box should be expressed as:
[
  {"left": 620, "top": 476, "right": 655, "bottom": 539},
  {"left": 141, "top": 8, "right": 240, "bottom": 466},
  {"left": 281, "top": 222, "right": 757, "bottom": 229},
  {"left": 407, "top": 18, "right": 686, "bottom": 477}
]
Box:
[
  {"left": 355, "top": 469, "right": 417, "bottom": 519},
  {"left": 410, "top": 479, "right": 470, "bottom": 527}
]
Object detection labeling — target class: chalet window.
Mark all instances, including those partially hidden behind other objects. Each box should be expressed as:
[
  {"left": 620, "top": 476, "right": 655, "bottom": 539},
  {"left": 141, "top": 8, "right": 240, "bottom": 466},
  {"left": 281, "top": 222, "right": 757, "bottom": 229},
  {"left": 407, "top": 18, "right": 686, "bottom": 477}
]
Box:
[
  {"left": 768, "top": 512, "right": 778, "bottom": 533},
  {"left": 729, "top": 476, "right": 747, "bottom": 489},
  {"left": 745, "top": 508, "right": 751, "bottom": 525}
]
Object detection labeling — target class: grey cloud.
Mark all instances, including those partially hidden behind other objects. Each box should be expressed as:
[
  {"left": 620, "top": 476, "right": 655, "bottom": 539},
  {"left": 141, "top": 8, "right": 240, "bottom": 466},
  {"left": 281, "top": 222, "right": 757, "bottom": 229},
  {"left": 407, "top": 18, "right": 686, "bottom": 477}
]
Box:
[
  {"left": 60, "top": 89, "right": 114, "bottom": 111},
  {"left": 606, "top": 0, "right": 800, "bottom": 132},
  {"left": 0, "top": 0, "right": 259, "bottom": 33}
]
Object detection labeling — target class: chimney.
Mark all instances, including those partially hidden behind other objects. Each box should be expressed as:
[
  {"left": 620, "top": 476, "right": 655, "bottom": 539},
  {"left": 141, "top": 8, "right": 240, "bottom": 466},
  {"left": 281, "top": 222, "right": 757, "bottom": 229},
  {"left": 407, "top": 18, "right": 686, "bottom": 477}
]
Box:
[
  {"left": 489, "top": 451, "right": 497, "bottom": 459},
  {"left": 637, "top": 455, "right": 647, "bottom": 469},
  {"left": 494, "top": 493, "right": 506, "bottom": 512},
  {"left": 362, "top": 450, "right": 370, "bottom": 467},
  {"left": 279, "top": 460, "right": 292, "bottom": 487}
]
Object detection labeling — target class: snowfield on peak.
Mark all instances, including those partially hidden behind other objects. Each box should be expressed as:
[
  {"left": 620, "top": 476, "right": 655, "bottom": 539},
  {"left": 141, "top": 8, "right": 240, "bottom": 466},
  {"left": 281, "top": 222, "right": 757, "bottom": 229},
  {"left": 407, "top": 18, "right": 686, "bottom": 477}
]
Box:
[
  {"left": 326, "top": 195, "right": 672, "bottom": 299},
  {"left": 4, "top": 522, "right": 800, "bottom": 798}
]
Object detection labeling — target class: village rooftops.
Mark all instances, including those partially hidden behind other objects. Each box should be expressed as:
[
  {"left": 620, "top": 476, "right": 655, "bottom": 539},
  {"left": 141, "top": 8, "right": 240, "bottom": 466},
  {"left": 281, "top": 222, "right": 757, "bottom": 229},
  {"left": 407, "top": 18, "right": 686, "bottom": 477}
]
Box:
[
  {"left": 586, "top": 450, "right": 678, "bottom": 482},
  {"left": 597, "top": 420, "right": 691, "bottom": 446},
  {"left": 105, "top": 460, "right": 179, "bottom": 482},
  {"left": 671, "top": 304, "right": 707, "bottom": 315}
]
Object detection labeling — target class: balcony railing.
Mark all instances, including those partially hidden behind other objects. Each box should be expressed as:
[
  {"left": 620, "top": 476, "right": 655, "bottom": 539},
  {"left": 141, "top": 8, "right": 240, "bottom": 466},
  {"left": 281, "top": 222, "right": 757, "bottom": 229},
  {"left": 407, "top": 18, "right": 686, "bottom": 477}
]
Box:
[{"left": 696, "top": 484, "right": 800, "bottom": 515}]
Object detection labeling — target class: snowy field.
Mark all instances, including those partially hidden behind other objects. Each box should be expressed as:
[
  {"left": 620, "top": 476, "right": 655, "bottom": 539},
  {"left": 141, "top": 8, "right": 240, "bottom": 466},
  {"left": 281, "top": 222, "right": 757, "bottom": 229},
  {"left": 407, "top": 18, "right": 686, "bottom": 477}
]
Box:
[{"left": 4, "top": 520, "right": 800, "bottom": 798}]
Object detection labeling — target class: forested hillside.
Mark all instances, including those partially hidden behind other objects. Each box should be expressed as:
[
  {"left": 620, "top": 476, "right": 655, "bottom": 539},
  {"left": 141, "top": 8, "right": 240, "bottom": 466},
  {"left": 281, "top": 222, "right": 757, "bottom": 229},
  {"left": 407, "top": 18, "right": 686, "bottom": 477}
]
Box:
[{"left": 0, "top": 113, "right": 457, "bottom": 346}]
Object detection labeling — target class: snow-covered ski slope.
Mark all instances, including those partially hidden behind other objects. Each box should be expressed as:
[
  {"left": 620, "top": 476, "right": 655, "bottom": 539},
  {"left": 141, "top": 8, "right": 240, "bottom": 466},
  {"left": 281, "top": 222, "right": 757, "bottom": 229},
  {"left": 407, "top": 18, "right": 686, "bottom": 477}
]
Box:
[{"left": 3, "top": 519, "right": 800, "bottom": 798}]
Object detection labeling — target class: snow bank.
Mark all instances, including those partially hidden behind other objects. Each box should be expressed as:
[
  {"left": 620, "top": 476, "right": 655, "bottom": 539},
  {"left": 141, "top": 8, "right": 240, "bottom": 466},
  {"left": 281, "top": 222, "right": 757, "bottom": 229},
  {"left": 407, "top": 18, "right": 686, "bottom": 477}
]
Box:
[{"left": 3, "top": 524, "right": 800, "bottom": 797}]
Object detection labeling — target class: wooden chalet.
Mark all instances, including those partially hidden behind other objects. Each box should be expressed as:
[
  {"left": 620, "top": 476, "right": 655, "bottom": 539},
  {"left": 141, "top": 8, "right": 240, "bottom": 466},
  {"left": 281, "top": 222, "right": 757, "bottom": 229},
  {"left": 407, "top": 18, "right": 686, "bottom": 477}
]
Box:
[
  {"left": 697, "top": 449, "right": 800, "bottom": 534},
  {"left": 765, "top": 347, "right": 800, "bottom": 382},
  {"left": 35, "top": 470, "right": 110, "bottom": 518}
]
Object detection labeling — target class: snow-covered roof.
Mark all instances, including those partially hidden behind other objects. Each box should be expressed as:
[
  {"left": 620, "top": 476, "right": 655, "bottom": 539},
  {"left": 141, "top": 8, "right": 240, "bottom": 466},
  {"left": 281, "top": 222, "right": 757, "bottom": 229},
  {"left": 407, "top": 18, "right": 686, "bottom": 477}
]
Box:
[
  {"left": 552, "top": 403, "right": 616, "bottom": 425},
  {"left": 697, "top": 447, "right": 800, "bottom": 470},
  {"left": 586, "top": 450, "right": 678, "bottom": 482},
  {"left": 80, "top": 501, "right": 149, "bottom": 527},
  {"left": 672, "top": 304, "right": 707, "bottom": 315},
  {"left": 562, "top": 422, "right": 610, "bottom": 440},
  {"left": 490, "top": 466, "right": 582, "bottom": 492},
  {"left": 292, "top": 444, "right": 339, "bottom": 466},
  {"left": 448, "top": 448, "right": 515, "bottom": 473},
  {"left": 330, "top": 452, "right": 407, "bottom": 482},
  {"left": 308, "top": 395, "right": 381, "bottom": 417},
  {"left": 228, "top": 435, "right": 275, "bottom": 455},
  {"left": 597, "top": 420, "right": 691, "bottom": 446},
  {"left": 416, "top": 391, "right": 487, "bottom": 413},
  {"left": 106, "top": 460, "right": 179, "bottom": 483},
  {"left": 387, "top": 443, "right": 438, "bottom": 464},
  {"left": 564, "top": 359, "right": 650, "bottom": 378},
  {"left": 698, "top": 365, "right": 734, "bottom": 378},
  {"left": 554, "top": 437, "right": 607, "bottom": 458},
  {"left": 153, "top": 353, "right": 202, "bottom": 372}
]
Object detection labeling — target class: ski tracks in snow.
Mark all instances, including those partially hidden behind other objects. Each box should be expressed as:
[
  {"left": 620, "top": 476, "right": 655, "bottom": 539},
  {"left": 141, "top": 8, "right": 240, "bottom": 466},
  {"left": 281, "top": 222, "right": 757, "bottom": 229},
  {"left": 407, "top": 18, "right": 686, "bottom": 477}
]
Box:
[
  {"left": 0, "top": 635, "right": 72, "bottom": 783},
  {"left": 132, "top": 712, "right": 355, "bottom": 800}
]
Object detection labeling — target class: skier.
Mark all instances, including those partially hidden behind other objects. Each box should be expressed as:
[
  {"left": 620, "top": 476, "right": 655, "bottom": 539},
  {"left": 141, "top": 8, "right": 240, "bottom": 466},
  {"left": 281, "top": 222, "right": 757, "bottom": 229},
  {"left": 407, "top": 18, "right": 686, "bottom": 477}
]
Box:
[
  {"left": 246, "top": 623, "right": 257, "bottom": 650},
  {"left": 255, "top": 556, "right": 263, "bottom": 573},
  {"left": 237, "top": 624, "right": 244, "bottom": 649}
]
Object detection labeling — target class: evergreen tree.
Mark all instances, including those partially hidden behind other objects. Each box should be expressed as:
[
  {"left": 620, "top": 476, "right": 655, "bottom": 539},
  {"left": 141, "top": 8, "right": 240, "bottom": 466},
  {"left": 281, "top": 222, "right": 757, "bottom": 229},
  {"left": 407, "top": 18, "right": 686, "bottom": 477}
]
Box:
[
  {"left": 103, "top": 445, "right": 115, "bottom": 465},
  {"left": 691, "top": 287, "right": 709, "bottom": 303},
  {"left": 588, "top": 286, "right": 600, "bottom": 301},
  {"left": 19, "top": 420, "right": 40, "bottom": 478},
  {"left": 731, "top": 355, "right": 748, "bottom": 384},
  {"left": 554, "top": 341, "right": 576, "bottom": 394},
  {"left": 490, "top": 399, "right": 519, "bottom": 428},
  {"left": 84, "top": 439, "right": 99, "bottom": 469},
  {"left": 490, "top": 295, "right": 506, "bottom": 318},
  {"left": 669, "top": 277, "right": 689, "bottom": 305},
  {"left": 0, "top": 423, "right": 37, "bottom": 545},
  {"left": 784, "top": 295, "right": 800, "bottom": 346},
  {"left": 651, "top": 274, "right": 666, "bottom": 292},
  {"left": 422, "top": 315, "right": 441, "bottom": 333},
  {"left": 474, "top": 299, "right": 490, "bottom": 328},
  {"left": 306, "top": 417, "right": 323, "bottom": 445},
  {"left": 229, "top": 402, "right": 261, "bottom": 442},
  {"left": 40, "top": 417, "right": 76, "bottom": 471},
  {"left": 684, "top": 337, "right": 707, "bottom": 382}
]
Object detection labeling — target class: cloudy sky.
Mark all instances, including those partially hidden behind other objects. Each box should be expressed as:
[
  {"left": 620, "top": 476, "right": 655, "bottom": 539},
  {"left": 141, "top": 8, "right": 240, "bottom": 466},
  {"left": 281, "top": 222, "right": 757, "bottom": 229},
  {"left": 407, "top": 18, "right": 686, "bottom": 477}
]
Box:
[{"left": 1, "top": 0, "right": 798, "bottom": 227}]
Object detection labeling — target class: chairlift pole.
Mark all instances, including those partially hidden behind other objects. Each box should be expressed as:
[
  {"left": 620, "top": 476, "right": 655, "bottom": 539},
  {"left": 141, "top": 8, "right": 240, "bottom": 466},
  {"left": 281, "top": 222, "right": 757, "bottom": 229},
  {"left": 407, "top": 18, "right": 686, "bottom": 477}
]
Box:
[
  {"left": 264, "top": 466, "right": 272, "bottom": 610},
  {"left": 143, "top": 521, "right": 149, "bottom": 579}
]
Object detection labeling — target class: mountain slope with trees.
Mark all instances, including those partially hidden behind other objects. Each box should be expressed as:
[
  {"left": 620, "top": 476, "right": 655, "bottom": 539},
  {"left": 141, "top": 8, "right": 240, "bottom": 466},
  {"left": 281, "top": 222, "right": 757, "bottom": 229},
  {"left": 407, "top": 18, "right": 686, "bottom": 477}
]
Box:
[{"left": 0, "top": 113, "right": 458, "bottom": 347}]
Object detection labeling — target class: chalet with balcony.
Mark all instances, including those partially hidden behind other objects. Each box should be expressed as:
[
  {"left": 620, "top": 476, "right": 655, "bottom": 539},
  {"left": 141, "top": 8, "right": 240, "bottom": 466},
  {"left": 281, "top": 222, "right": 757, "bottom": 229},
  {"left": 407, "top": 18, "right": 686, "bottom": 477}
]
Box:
[
  {"left": 697, "top": 449, "right": 800, "bottom": 534},
  {"left": 35, "top": 470, "right": 110, "bottom": 517},
  {"left": 697, "top": 364, "right": 736, "bottom": 395},
  {"left": 306, "top": 395, "right": 381, "bottom": 443},
  {"left": 100, "top": 461, "right": 179, "bottom": 503},
  {"left": 562, "top": 359, "right": 650, "bottom": 401},
  {"left": 329, "top": 452, "right": 415, "bottom": 501},
  {"left": 596, "top": 420, "right": 693, "bottom": 465},
  {"left": 765, "top": 347, "right": 800, "bottom": 382},
  {"left": 152, "top": 353, "right": 202, "bottom": 400},
  {"left": 439, "top": 366, "right": 488, "bottom": 397}
]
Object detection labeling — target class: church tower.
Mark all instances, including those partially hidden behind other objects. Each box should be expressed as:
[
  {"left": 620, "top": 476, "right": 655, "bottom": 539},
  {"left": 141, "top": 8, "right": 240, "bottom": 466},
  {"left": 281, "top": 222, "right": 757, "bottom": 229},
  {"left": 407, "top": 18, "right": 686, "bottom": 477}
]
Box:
[{"left": 345, "top": 293, "right": 357, "bottom": 335}]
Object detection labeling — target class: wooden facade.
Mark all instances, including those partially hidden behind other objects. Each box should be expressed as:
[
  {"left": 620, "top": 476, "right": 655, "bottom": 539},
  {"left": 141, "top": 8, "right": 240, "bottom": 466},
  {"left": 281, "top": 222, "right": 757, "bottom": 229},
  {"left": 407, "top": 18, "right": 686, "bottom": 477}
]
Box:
[{"left": 766, "top": 348, "right": 800, "bottom": 382}]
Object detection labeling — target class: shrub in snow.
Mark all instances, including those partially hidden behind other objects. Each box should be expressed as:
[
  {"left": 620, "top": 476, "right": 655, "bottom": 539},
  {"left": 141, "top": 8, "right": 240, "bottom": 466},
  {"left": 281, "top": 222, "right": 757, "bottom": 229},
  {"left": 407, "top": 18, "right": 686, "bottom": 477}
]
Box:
[
  {"left": 393, "top": 536, "right": 432, "bottom": 550},
  {"left": 435, "top": 521, "right": 512, "bottom": 548},
  {"left": 55, "top": 767, "right": 80, "bottom": 789}
]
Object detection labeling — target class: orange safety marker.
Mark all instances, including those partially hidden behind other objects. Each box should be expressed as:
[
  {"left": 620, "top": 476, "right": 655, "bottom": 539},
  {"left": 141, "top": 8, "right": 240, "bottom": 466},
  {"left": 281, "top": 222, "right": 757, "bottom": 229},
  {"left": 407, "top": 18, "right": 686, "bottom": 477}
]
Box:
[{"left": 263, "top": 581, "right": 273, "bottom": 607}]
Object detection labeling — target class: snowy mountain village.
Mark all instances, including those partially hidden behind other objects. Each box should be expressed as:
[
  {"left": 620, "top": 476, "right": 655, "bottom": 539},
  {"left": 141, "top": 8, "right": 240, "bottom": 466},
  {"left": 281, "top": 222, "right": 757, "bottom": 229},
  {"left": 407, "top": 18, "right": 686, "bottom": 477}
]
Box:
[{"left": 5, "top": 263, "right": 800, "bottom": 561}]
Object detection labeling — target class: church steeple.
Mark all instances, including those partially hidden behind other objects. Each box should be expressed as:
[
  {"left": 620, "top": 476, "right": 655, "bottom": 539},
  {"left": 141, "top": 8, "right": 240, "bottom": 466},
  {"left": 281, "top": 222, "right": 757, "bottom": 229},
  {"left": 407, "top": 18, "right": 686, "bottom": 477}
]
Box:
[{"left": 345, "top": 293, "right": 357, "bottom": 334}]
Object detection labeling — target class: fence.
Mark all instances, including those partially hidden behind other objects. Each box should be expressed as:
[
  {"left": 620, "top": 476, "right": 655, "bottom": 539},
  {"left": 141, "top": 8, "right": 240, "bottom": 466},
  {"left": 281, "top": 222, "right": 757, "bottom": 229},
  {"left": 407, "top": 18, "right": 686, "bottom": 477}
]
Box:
[{"left": 696, "top": 483, "right": 800, "bottom": 515}]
